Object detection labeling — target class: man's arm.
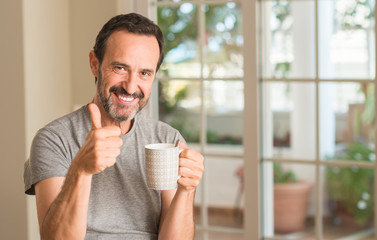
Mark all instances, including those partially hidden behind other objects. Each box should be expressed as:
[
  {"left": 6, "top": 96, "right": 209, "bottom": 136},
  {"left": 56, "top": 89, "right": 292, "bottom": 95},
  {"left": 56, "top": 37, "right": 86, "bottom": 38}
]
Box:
[
  {"left": 34, "top": 103, "right": 122, "bottom": 239},
  {"left": 35, "top": 172, "right": 92, "bottom": 239},
  {"left": 158, "top": 142, "right": 204, "bottom": 240}
]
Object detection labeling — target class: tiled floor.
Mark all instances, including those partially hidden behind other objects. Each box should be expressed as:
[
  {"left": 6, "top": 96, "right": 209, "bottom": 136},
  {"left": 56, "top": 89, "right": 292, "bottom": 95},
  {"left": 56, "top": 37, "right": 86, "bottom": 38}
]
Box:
[
  {"left": 194, "top": 208, "right": 375, "bottom": 239},
  {"left": 195, "top": 231, "right": 243, "bottom": 240},
  {"left": 194, "top": 207, "right": 243, "bottom": 240}
]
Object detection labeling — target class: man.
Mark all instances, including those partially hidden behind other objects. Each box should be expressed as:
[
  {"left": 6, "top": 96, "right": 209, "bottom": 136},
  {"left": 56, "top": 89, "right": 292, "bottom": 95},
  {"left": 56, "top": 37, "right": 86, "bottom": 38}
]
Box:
[{"left": 24, "top": 13, "right": 204, "bottom": 240}]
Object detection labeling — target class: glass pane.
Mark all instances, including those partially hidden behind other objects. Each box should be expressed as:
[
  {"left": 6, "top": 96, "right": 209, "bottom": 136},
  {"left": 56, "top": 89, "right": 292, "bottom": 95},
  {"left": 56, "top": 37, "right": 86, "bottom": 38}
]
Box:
[
  {"left": 318, "top": 0, "right": 375, "bottom": 79},
  {"left": 158, "top": 80, "right": 201, "bottom": 143},
  {"left": 261, "top": 0, "right": 315, "bottom": 79},
  {"left": 320, "top": 82, "right": 375, "bottom": 160},
  {"left": 324, "top": 166, "right": 374, "bottom": 239},
  {"left": 204, "top": 80, "right": 243, "bottom": 146},
  {"left": 204, "top": 3, "right": 243, "bottom": 78},
  {"left": 200, "top": 156, "right": 244, "bottom": 229},
  {"left": 262, "top": 82, "right": 316, "bottom": 160},
  {"left": 262, "top": 162, "right": 315, "bottom": 238},
  {"left": 157, "top": 4, "right": 200, "bottom": 78}
]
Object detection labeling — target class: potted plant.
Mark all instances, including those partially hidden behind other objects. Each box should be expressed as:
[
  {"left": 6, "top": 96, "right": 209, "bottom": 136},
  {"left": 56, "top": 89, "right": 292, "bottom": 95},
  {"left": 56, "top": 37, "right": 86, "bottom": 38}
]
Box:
[
  {"left": 273, "top": 162, "right": 312, "bottom": 233},
  {"left": 326, "top": 143, "right": 374, "bottom": 229},
  {"left": 326, "top": 83, "right": 374, "bottom": 228}
]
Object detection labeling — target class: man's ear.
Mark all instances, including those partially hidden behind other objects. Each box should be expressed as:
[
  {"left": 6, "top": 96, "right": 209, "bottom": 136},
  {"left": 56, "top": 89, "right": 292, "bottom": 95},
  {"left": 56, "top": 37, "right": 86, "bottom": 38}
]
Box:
[{"left": 89, "top": 51, "right": 99, "bottom": 77}]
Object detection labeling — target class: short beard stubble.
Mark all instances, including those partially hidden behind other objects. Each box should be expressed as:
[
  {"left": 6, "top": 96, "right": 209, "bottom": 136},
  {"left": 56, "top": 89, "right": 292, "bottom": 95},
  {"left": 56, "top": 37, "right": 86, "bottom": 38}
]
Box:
[{"left": 96, "top": 68, "right": 148, "bottom": 122}]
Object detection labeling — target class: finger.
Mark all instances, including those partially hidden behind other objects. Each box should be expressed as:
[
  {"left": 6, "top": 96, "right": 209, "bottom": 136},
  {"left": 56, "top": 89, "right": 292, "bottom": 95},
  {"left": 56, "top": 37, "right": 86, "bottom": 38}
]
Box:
[
  {"left": 94, "top": 156, "right": 117, "bottom": 171},
  {"left": 178, "top": 140, "right": 187, "bottom": 151},
  {"left": 94, "top": 149, "right": 121, "bottom": 161},
  {"left": 179, "top": 160, "right": 204, "bottom": 179},
  {"left": 179, "top": 167, "right": 195, "bottom": 178},
  {"left": 106, "top": 136, "right": 123, "bottom": 148},
  {"left": 88, "top": 103, "right": 102, "bottom": 129},
  {"left": 104, "top": 149, "right": 121, "bottom": 158},
  {"left": 177, "top": 176, "right": 200, "bottom": 190},
  {"left": 179, "top": 157, "right": 204, "bottom": 172},
  {"left": 94, "top": 136, "right": 123, "bottom": 149},
  {"left": 93, "top": 126, "right": 122, "bottom": 138},
  {"left": 179, "top": 149, "right": 204, "bottom": 164}
]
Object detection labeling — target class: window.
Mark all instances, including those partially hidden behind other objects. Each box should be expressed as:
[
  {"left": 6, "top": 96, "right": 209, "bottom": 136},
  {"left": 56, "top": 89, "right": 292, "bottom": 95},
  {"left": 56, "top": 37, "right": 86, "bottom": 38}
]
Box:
[{"left": 261, "top": 0, "right": 376, "bottom": 239}]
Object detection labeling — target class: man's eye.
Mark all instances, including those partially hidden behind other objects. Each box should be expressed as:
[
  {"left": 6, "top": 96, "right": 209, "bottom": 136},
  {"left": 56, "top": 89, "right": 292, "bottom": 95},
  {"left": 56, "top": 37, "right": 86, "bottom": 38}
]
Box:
[
  {"left": 113, "top": 66, "right": 126, "bottom": 73},
  {"left": 141, "top": 71, "right": 151, "bottom": 77}
]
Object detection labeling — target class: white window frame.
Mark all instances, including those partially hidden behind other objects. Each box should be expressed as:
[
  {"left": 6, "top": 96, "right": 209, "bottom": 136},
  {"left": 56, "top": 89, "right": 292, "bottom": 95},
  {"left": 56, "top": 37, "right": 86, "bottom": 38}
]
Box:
[
  {"left": 260, "top": 0, "right": 377, "bottom": 239},
  {"left": 242, "top": 0, "right": 260, "bottom": 239}
]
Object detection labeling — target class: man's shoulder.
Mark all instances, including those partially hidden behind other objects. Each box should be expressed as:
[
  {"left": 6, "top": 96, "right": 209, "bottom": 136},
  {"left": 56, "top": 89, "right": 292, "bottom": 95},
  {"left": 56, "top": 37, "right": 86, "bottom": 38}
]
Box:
[
  {"left": 26, "top": 106, "right": 89, "bottom": 195},
  {"left": 39, "top": 105, "right": 90, "bottom": 137}
]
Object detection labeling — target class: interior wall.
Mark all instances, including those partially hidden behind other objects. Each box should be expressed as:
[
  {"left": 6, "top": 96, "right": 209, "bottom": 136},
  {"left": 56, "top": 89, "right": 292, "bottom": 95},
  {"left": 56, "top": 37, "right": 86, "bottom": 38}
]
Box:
[
  {"left": 23, "top": 0, "right": 72, "bottom": 239},
  {"left": 70, "top": 0, "right": 118, "bottom": 107},
  {"left": 23, "top": 1, "right": 72, "bottom": 146},
  {"left": 0, "top": 0, "right": 28, "bottom": 239}
]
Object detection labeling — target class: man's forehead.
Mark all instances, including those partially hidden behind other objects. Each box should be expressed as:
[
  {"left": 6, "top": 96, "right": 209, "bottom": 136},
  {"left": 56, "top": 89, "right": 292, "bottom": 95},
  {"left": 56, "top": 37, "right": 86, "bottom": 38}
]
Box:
[
  {"left": 107, "top": 30, "right": 157, "bottom": 45},
  {"left": 103, "top": 31, "right": 160, "bottom": 69}
]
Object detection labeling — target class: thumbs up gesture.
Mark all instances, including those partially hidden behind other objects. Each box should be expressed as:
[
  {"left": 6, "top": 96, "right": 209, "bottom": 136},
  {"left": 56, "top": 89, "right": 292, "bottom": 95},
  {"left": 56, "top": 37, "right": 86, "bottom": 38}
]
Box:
[{"left": 72, "top": 103, "right": 123, "bottom": 175}]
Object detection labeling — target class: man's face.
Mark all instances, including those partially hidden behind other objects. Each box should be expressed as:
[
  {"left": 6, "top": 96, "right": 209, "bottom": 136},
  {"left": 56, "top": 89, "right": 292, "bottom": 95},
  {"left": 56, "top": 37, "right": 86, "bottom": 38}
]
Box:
[{"left": 92, "top": 30, "right": 160, "bottom": 122}]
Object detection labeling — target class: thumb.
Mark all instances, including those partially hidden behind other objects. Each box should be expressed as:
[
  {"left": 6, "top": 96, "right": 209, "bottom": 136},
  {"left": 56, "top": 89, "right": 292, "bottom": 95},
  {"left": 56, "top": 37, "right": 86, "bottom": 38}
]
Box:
[{"left": 88, "top": 103, "right": 102, "bottom": 129}]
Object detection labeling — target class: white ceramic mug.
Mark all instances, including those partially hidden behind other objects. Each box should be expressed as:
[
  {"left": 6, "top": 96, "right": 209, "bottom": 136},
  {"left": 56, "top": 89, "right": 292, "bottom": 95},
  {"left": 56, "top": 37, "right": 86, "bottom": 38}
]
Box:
[{"left": 145, "top": 143, "right": 181, "bottom": 190}]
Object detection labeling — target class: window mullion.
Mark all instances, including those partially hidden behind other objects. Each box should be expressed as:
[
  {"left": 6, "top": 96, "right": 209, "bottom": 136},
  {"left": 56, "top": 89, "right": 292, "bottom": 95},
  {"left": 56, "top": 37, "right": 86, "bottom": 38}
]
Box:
[
  {"left": 198, "top": 3, "right": 209, "bottom": 240},
  {"left": 314, "top": 0, "right": 323, "bottom": 239},
  {"left": 374, "top": 0, "right": 377, "bottom": 233}
]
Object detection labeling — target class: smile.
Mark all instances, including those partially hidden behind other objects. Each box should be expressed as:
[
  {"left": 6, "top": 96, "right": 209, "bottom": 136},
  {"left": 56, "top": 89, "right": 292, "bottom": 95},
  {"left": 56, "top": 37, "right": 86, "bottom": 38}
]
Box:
[{"left": 117, "top": 94, "right": 135, "bottom": 102}]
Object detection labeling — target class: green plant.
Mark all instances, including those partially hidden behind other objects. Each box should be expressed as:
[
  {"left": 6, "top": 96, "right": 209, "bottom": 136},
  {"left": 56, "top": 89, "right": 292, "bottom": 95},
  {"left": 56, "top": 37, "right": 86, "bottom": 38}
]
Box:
[
  {"left": 159, "top": 82, "right": 188, "bottom": 115},
  {"left": 273, "top": 162, "right": 297, "bottom": 184},
  {"left": 326, "top": 143, "right": 374, "bottom": 227},
  {"left": 360, "top": 84, "right": 375, "bottom": 144}
]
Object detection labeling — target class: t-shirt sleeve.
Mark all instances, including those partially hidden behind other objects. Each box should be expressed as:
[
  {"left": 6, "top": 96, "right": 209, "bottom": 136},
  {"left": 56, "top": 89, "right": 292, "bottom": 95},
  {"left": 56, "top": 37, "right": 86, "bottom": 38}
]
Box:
[{"left": 24, "top": 128, "right": 71, "bottom": 195}]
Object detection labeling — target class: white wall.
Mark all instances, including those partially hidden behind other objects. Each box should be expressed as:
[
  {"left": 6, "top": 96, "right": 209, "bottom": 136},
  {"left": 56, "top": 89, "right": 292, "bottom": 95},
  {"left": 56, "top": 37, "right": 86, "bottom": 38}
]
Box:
[
  {"left": 0, "top": 0, "right": 28, "bottom": 239},
  {"left": 0, "top": 0, "right": 120, "bottom": 239},
  {"left": 23, "top": 1, "right": 72, "bottom": 148},
  {"left": 70, "top": 0, "right": 118, "bottom": 107},
  {"left": 23, "top": 1, "right": 72, "bottom": 239}
]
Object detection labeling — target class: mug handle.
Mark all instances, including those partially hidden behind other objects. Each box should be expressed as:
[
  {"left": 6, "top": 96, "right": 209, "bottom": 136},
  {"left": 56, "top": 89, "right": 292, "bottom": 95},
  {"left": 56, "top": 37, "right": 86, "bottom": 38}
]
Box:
[{"left": 177, "top": 148, "right": 184, "bottom": 180}]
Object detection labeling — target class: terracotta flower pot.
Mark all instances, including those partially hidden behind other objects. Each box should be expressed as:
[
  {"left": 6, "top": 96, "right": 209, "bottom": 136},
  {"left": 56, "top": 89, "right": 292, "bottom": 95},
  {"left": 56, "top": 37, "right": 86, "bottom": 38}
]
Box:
[{"left": 274, "top": 180, "right": 312, "bottom": 233}]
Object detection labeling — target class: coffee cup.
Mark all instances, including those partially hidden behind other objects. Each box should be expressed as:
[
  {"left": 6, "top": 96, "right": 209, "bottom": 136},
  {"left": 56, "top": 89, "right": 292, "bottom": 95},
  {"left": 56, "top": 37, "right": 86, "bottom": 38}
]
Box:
[{"left": 145, "top": 143, "right": 181, "bottom": 190}]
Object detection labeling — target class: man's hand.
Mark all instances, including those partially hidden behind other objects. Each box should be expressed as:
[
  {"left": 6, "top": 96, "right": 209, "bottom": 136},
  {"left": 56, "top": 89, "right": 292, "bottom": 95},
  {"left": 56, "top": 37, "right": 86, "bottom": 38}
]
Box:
[
  {"left": 73, "top": 103, "right": 123, "bottom": 175},
  {"left": 158, "top": 142, "right": 204, "bottom": 239},
  {"left": 177, "top": 141, "right": 204, "bottom": 191}
]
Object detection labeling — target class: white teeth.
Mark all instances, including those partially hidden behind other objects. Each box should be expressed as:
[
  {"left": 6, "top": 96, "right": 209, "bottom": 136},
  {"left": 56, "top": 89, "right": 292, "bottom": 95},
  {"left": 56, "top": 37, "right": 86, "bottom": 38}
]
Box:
[{"left": 118, "top": 95, "right": 134, "bottom": 102}]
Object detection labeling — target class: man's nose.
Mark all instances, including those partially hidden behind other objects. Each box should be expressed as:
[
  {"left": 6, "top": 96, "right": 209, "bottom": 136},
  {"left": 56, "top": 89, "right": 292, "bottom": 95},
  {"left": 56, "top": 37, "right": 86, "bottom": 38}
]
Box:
[{"left": 122, "top": 73, "right": 138, "bottom": 94}]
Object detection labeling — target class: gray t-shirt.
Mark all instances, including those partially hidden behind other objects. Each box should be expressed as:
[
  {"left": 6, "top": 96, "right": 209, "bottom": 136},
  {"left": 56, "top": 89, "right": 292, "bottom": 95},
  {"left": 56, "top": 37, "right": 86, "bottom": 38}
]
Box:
[{"left": 24, "top": 105, "right": 183, "bottom": 239}]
